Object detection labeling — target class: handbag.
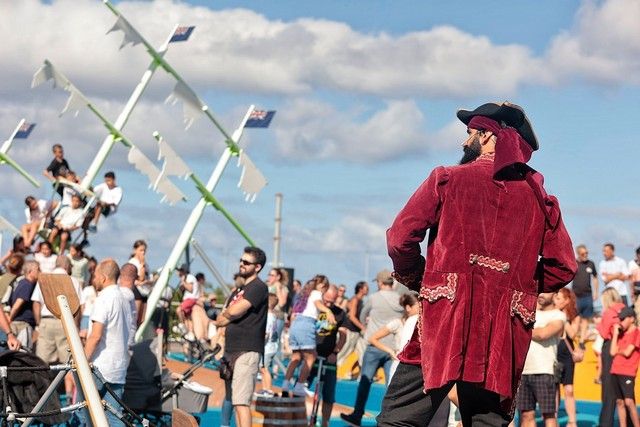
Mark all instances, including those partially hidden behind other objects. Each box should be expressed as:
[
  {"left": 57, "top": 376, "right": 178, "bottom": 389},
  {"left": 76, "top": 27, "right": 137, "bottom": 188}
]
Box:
[
  {"left": 564, "top": 336, "right": 584, "bottom": 363},
  {"left": 218, "top": 352, "right": 240, "bottom": 381}
]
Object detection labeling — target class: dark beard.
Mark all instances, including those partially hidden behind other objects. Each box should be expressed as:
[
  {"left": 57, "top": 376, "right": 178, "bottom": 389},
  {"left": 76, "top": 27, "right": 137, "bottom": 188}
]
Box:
[
  {"left": 459, "top": 137, "right": 482, "bottom": 164},
  {"left": 237, "top": 269, "right": 253, "bottom": 279}
]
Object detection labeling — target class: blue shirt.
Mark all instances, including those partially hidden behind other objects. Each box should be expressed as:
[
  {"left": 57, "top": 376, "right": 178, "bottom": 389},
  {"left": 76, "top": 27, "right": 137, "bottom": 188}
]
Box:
[{"left": 10, "top": 278, "right": 36, "bottom": 327}]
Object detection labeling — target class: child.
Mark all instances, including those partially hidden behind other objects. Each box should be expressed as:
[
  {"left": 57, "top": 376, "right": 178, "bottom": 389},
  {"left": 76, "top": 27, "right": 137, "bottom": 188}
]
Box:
[
  {"left": 610, "top": 307, "right": 640, "bottom": 427},
  {"left": 256, "top": 293, "right": 279, "bottom": 397}
]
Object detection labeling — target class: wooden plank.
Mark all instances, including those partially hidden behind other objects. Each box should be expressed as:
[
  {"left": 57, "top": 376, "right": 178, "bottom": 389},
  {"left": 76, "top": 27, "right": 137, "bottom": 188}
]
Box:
[
  {"left": 172, "top": 408, "right": 199, "bottom": 427},
  {"left": 37, "top": 273, "right": 80, "bottom": 318}
]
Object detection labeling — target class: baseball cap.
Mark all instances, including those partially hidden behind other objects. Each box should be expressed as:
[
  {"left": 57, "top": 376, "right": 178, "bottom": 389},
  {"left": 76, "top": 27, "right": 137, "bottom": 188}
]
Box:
[{"left": 375, "top": 269, "right": 394, "bottom": 285}]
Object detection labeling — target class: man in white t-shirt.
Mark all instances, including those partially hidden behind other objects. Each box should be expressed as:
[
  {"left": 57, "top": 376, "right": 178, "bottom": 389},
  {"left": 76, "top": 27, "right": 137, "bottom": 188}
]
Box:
[
  {"left": 516, "top": 293, "right": 566, "bottom": 427},
  {"left": 87, "top": 171, "right": 123, "bottom": 232},
  {"left": 599, "top": 242, "right": 630, "bottom": 306},
  {"left": 628, "top": 246, "right": 640, "bottom": 305},
  {"left": 84, "top": 259, "right": 132, "bottom": 427},
  {"left": 118, "top": 263, "right": 139, "bottom": 349},
  {"left": 48, "top": 194, "right": 84, "bottom": 254}
]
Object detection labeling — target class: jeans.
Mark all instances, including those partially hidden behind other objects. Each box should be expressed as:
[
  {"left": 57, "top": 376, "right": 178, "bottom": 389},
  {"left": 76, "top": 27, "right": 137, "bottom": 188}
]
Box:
[
  {"left": 220, "top": 397, "right": 234, "bottom": 426},
  {"left": 351, "top": 345, "right": 393, "bottom": 418},
  {"left": 73, "top": 378, "right": 125, "bottom": 426},
  {"left": 377, "top": 362, "right": 511, "bottom": 427}
]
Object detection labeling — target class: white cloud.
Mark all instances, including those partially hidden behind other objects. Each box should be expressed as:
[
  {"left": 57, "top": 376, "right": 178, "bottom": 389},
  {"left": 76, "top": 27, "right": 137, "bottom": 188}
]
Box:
[
  {"left": 546, "top": 0, "right": 640, "bottom": 85},
  {"left": 273, "top": 98, "right": 463, "bottom": 163},
  {"left": 0, "top": 0, "right": 546, "bottom": 101}
]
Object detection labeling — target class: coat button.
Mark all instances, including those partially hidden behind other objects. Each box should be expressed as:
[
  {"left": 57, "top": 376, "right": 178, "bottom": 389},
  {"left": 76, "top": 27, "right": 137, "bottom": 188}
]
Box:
[
  {"left": 469, "top": 255, "right": 478, "bottom": 264},
  {"left": 502, "top": 263, "right": 510, "bottom": 273}
]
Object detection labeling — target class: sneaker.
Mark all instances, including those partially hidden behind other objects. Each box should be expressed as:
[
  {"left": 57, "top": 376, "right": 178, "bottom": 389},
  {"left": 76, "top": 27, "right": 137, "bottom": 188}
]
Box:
[
  {"left": 254, "top": 389, "right": 275, "bottom": 398},
  {"left": 88, "top": 224, "right": 97, "bottom": 233},
  {"left": 172, "top": 323, "right": 189, "bottom": 336},
  {"left": 340, "top": 413, "right": 362, "bottom": 427},
  {"left": 304, "top": 385, "right": 315, "bottom": 398},
  {"left": 292, "top": 382, "right": 307, "bottom": 397}
]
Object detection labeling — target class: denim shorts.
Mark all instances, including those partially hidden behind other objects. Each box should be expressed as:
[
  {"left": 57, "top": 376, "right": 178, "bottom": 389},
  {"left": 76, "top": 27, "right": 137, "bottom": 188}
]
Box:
[{"left": 288, "top": 315, "right": 317, "bottom": 350}]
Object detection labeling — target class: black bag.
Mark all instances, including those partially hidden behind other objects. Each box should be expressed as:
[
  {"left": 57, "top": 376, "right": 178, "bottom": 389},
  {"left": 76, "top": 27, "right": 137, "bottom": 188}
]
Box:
[
  {"left": 553, "top": 360, "right": 564, "bottom": 384},
  {"left": 219, "top": 353, "right": 241, "bottom": 381}
]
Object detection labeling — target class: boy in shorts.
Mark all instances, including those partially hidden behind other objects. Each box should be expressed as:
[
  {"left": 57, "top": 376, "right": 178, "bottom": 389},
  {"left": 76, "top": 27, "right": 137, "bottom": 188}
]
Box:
[
  {"left": 610, "top": 307, "right": 640, "bottom": 427},
  {"left": 255, "top": 293, "right": 279, "bottom": 397}
]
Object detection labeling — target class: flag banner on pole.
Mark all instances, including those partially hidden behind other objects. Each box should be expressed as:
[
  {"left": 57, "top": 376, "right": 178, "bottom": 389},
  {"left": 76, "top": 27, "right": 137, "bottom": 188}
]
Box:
[
  {"left": 32, "top": 61, "right": 69, "bottom": 89},
  {"left": 107, "top": 15, "right": 144, "bottom": 50},
  {"left": 156, "top": 137, "right": 192, "bottom": 185},
  {"left": 169, "top": 26, "right": 195, "bottom": 43},
  {"left": 60, "top": 88, "right": 89, "bottom": 117},
  {"left": 32, "top": 61, "right": 89, "bottom": 117},
  {"left": 237, "top": 150, "right": 267, "bottom": 202},
  {"left": 244, "top": 110, "right": 276, "bottom": 128},
  {"left": 165, "top": 81, "right": 204, "bottom": 129},
  {"left": 14, "top": 123, "right": 36, "bottom": 139},
  {"left": 128, "top": 147, "right": 185, "bottom": 205}
]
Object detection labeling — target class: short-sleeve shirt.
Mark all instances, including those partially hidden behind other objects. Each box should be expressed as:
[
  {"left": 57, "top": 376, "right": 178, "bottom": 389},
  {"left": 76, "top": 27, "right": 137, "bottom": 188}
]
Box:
[
  {"left": 316, "top": 305, "right": 345, "bottom": 358},
  {"left": 34, "top": 253, "right": 57, "bottom": 273},
  {"left": 611, "top": 328, "right": 640, "bottom": 377},
  {"left": 10, "top": 278, "right": 37, "bottom": 327},
  {"left": 94, "top": 183, "right": 123, "bottom": 206},
  {"left": 264, "top": 312, "right": 279, "bottom": 355},
  {"left": 25, "top": 199, "right": 53, "bottom": 223},
  {"left": 599, "top": 256, "right": 630, "bottom": 297},
  {"left": 90, "top": 284, "right": 132, "bottom": 384},
  {"left": 46, "top": 158, "right": 70, "bottom": 178},
  {"left": 572, "top": 259, "right": 597, "bottom": 297},
  {"left": 224, "top": 277, "right": 268, "bottom": 354},
  {"left": 119, "top": 285, "right": 138, "bottom": 348},
  {"left": 629, "top": 260, "right": 640, "bottom": 284},
  {"left": 522, "top": 309, "right": 567, "bottom": 375},
  {"left": 56, "top": 206, "right": 84, "bottom": 229},
  {"left": 182, "top": 274, "right": 200, "bottom": 300}
]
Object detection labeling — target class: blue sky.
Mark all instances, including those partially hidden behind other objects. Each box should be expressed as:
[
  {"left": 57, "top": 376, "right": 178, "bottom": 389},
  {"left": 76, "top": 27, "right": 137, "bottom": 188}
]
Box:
[{"left": 1, "top": 0, "right": 639, "bottom": 292}]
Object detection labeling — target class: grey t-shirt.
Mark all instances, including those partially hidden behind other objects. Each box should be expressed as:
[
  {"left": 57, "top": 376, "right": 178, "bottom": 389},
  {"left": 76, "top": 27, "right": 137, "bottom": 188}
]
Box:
[{"left": 360, "top": 289, "right": 404, "bottom": 349}]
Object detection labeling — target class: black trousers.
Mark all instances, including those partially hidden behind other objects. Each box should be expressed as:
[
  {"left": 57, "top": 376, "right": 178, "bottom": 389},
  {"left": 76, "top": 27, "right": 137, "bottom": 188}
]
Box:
[
  {"left": 377, "top": 363, "right": 511, "bottom": 427},
  {"left": 599, "top": 340, "right": 615, "bottom": 427}
]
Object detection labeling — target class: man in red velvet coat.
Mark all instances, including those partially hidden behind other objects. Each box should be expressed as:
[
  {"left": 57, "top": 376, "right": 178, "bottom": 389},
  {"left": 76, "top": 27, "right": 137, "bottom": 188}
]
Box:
[{"left": 377, "top": 102, "right": 577, "bottom": 427}]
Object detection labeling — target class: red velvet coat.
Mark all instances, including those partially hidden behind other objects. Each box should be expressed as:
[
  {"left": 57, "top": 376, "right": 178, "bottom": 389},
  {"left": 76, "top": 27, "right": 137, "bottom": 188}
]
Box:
[{"left": 387, "top": 153, "right": 577, "bottom": 409}]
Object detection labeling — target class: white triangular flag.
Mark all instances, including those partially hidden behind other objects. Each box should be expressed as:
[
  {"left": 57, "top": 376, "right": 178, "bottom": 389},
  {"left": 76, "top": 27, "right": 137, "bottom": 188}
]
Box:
[
  {"left": 237, "top": 150, "right": 267, "bottom": 202},
  {"left": 31, "top": 61, "right": 69, "bottom": 89},
  {"left": 157, "top": 138, "right": 192, "bottom": 180},
  {"left": 155, "top": 177, "right": 186, "bottom": 205},
  {"left": 60, "top": 87, "right": 88, "bottom": 117},
  {"left": 128, "top": 147, "right": 185, "bottom": 205},
  {"left": 165, "top": 81, "right": 203, "bottom": 129},
  {"left": 128, "top": 147, "right": 161, "bottom": 188},
  {"left": 107, "top": 15, "right": 144, "bottom": 50}
]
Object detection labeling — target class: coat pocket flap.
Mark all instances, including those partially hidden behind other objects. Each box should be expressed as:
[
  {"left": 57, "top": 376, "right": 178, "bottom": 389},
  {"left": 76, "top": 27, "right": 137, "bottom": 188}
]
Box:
[
  {"left": 419, "top": 272, "right": 460, "bottom": 303},
  {"left": 510, "top": 290, "right": 537, "bottom": 326}
]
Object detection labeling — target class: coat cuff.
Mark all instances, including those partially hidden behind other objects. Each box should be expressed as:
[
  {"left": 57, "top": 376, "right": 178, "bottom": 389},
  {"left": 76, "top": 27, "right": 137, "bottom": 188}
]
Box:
[{"left": 392, "top": 257, "right": 425, "bottom": 292}]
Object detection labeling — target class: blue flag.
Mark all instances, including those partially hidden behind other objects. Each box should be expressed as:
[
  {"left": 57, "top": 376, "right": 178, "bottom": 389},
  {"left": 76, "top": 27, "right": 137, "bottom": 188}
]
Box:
[
  {"left": 15, "top": 123, "right": 36, "bottom": 139},
  {"left": 244, "top": 110, "right": 276, "bottom": 128},
  {"left": 169, "top": 26, "right": 195, "bottom": 43}
]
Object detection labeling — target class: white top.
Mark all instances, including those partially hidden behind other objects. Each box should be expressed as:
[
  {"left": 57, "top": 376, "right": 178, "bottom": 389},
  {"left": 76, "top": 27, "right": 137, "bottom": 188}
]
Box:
[
  {"left": 82, "top": 285, "right": 97, "bottom": 317},
  {"left": 34, "top": 253, "right": 57, "bottom": 273},
  {"left": 94, "top": 182, "right": 123, "bottom": 207},
  {"left": 182, "top": 274, "right": 200, "bottom": 300},
  {"left": 385, "top": 318, "right": 405, "bottom": 351},
  {"left": 61, "top": 186, "right": 78, "bottom": 207},
  {"left": 56, "top": 206, "right": 84, "bottom": 229},
  {"left": 522, "top": 309, "right": 566, "bottom": 375},
  {"left": 119, "top": 285, "right": 138, "bottom": 349},
  {"left": 32, "top": 268, "right": 86, "bottom": 318},
  {"left": 301, "top": 290, "right": 322, "bottom": 318},
  {"left": 89, "top": 284, "right": 132, "bottom": 384},
  {"left": 24, "top": 199, "right": 52, "bottom": 223},
  {"left": 599, "top": 256, "right": 629, "bottom": 297}
]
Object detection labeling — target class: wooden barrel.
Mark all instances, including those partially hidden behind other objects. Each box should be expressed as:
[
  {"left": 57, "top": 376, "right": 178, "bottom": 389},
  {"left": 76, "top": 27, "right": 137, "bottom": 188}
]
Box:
[{"left": 252, "top": 396, "right": 307, "bottom": 426}]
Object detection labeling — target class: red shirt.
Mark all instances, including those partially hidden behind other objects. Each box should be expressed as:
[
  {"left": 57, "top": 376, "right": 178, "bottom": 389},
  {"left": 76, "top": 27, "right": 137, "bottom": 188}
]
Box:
[
  {"left": 611, "top": 327, "right": 640, "bottom": 377},
  {"left": 597, "top": 303, "right": 626, "bottom": 340}
]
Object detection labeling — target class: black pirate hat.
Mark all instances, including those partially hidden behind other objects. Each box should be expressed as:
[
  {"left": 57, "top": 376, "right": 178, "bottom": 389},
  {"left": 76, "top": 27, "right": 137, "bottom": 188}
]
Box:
[{"left": 457, "top": 102, "right": 539, "bottom": 151}]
